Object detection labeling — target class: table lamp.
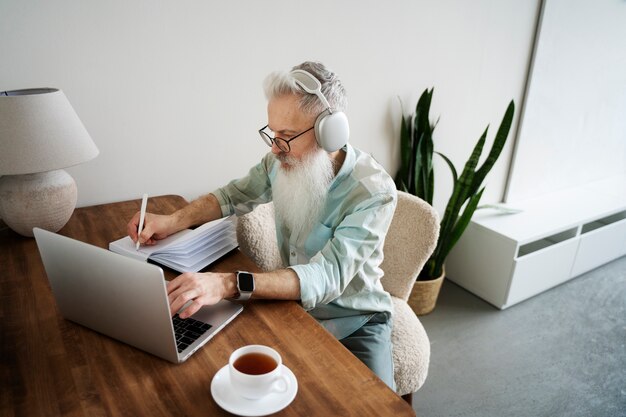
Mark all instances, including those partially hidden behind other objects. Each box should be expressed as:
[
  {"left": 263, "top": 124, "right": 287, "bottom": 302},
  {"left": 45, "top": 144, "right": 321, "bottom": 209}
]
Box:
[{"left": 0, "top": 88, "right": 99, "bottom": 237}]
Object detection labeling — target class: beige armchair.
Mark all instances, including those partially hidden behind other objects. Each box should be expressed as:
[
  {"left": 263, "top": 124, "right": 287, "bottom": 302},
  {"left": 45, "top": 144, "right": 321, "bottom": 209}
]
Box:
[
  {"left": 379, "top": 191, "right": 439, "bottom": 402},
  {"left": 235, "top": 191, "right": 439, "bottom": 404}
]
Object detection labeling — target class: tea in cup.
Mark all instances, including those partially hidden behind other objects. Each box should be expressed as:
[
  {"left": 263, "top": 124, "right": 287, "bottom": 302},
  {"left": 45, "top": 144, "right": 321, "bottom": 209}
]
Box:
[{"left": 228, "top": 345, "right": 289, "bottom": 400}]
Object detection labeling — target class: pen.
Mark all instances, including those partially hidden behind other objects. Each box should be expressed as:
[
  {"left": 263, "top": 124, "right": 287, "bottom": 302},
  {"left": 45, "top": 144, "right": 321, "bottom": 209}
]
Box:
[{"left": 136, "top": 193, "right": 148, "bottom": 250}]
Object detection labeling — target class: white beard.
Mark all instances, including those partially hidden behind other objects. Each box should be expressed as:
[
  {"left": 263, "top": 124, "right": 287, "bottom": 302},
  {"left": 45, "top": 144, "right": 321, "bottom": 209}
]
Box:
[{"left": 272, "top": 149, "right": 335, "bottom": 237}]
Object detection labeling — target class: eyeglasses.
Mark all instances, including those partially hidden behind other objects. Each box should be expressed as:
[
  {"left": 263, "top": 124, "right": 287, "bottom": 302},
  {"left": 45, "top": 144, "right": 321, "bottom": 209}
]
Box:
[{"left": 258, "top": 124, "right": 314, "bottom": 153}]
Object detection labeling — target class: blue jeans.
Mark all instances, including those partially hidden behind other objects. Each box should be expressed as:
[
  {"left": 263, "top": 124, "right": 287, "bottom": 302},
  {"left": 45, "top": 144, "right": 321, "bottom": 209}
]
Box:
[{"left": 339, "top": 313, "right": 396, "bottom": 391}]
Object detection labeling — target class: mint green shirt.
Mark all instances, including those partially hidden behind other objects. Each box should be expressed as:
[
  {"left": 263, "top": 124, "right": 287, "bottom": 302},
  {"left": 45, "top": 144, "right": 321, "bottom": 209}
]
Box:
[{"left": 213, "top": 144, "right": 397, "bottom": 338}]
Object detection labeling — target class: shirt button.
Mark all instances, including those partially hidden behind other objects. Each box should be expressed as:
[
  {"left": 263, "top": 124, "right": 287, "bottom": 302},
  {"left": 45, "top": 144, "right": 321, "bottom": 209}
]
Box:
[{"left": 290, "top": 251, "right": 296, "bottom": 257}]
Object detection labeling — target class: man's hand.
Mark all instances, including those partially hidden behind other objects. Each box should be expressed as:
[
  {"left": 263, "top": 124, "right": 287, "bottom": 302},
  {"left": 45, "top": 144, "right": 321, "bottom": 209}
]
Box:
[
  {"left": 166, "top": 272, "right": 237, "bottom": 319},
  {"left": 127, "top": 212, "right": 176, "bottom": 246},
  {"left": 127, "top": 193, "right": 223, "bottom": 247}
]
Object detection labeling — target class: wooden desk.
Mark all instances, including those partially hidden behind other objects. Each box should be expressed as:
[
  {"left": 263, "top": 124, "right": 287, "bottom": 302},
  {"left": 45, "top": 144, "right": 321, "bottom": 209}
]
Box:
[{"left": 0, "top": 195, "right": 415, "bottom": 417}]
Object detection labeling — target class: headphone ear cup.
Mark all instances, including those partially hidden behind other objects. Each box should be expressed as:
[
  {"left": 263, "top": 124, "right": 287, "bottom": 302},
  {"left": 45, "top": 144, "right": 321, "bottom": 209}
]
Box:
[{"left": 314, "top": 110, "right": 350, "bottom": 152}]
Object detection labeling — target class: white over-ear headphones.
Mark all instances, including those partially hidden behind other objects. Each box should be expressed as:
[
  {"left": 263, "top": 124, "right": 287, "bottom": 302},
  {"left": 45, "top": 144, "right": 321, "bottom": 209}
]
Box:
[{"left": 290, "top": 69, "right": 349, "bottom": 152}]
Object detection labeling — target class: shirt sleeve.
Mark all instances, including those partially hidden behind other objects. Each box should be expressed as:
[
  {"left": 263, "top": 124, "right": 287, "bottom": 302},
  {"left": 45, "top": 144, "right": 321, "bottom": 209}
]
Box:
[
  {"left": 289, "top": 190, "right": 397, "bottom": 311},
  {"left": 212, "top": 153, "right": 275, "bottom": 217}
]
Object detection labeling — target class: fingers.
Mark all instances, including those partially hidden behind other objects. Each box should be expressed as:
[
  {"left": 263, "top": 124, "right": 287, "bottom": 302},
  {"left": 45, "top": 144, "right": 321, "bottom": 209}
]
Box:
[
  {"left": 127, "top": 211, "right": 141, "bottom": 241},
  {"left": 137, "top": 219, "right": 156, "bottom": 245},
  {"left": 127, "top": 211, "right": 155, "bottom": 244},
  {"left": 179, "top": 300, "right": 203, "bottom": 319},
  {"left": 167, "top": 273, "right": 194, "bottom": 313},
  {"left": 166, "top": 273, "right": 223, "bottom": 318},
  {"left": 167, "top": 273, "right": 205, "bottom": 317},
  {"left": 128, "top": 212, "right": 162, "bottom": 246}
]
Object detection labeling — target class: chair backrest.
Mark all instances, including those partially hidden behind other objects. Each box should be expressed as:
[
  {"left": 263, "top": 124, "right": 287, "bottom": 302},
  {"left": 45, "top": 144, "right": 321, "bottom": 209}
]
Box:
[
  {"left": 379, "top": 191, "right": 440, "bottom": 301},
  {"left": 236, "top": 203, "right": 284, "bottom": 272}
]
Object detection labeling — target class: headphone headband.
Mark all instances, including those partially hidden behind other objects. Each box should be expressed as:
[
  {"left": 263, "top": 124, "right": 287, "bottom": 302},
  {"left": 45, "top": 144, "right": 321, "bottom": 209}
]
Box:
[{"left": 290, "top": 69, "right": 332, "bottom": 111}]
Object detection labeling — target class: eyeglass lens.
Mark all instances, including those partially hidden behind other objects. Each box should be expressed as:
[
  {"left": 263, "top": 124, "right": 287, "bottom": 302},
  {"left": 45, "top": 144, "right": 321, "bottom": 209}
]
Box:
[{"left": 260, "top": 130, "right": 289, "bottom": 152}]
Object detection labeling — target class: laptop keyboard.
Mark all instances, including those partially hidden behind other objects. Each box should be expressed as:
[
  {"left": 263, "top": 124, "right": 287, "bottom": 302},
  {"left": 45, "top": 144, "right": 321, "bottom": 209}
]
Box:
[{"left": 172, "top": 314, "right": 212, "bottom": 353}]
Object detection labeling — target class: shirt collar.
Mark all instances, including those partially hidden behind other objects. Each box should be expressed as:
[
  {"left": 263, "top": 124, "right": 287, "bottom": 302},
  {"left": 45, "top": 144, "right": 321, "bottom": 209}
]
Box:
[{"left": 329, "top": 144, "right": 354, "bottom": 191}]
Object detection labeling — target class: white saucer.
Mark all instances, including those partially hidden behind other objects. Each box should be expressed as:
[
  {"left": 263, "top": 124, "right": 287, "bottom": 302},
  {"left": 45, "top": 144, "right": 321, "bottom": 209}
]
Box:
[{"left": 210, "top": 364, "right": 298, "bottom": 416}]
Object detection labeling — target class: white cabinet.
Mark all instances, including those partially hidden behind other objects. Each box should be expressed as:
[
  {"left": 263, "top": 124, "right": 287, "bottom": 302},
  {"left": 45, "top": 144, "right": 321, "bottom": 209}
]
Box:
[{"left": 446, "top": 175, "right": 626, "bottom": 309}]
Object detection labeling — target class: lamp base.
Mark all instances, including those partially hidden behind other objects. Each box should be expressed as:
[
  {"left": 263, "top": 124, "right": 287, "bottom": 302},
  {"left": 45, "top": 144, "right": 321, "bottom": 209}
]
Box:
[{"left": 0, "top": 170, "right": 77, "bottom": 237}]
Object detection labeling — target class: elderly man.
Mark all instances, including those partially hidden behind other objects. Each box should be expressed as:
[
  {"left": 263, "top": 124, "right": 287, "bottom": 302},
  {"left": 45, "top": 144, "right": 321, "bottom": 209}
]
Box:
[{"left": 127, "top": 61, "right": 398, "bottom": 389}]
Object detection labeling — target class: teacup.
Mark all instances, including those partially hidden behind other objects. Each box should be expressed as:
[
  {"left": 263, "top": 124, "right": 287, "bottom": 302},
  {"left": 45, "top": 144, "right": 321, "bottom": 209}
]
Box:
[{"left": 228, "top": 345, "right": 289, "bottom": 400}]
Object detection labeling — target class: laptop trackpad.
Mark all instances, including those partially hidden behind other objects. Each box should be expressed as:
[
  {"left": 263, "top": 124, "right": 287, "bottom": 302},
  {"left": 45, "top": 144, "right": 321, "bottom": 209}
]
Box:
[{"left": 190, "top": 300, "right": 243, "bottom": 327}]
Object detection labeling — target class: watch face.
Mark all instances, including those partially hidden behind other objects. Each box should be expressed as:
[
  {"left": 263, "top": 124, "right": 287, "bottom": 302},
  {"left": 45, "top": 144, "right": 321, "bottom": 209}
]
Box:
[{"left": 238, "top": 272, "right": 254, "bottom": 292}]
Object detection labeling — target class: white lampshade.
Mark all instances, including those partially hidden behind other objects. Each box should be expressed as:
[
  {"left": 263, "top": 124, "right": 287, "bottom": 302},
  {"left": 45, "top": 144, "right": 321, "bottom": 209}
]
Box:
[
  {"left": 0, "top": 88, "right": 99, "bottom": 175},
  {"left": 0, "top": 88, "right": 99, "bottom": 236}
]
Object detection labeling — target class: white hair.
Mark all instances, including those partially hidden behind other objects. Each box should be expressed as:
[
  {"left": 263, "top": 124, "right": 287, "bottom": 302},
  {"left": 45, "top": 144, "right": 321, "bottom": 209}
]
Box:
[{"left": 263, "top": 61, "right": 348, "bottom": 117}]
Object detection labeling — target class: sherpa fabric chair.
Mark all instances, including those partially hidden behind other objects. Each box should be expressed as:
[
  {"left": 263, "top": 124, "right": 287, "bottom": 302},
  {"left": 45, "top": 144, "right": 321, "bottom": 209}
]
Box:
[{"left": 235, "top": 191, "right": 439, "bottom": 404}]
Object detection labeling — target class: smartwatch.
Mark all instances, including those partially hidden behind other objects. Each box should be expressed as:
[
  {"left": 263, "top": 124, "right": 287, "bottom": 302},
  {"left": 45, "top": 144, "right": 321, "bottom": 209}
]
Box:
[{"left": 235, "top": 271, "right": 255, "bottom": 301}]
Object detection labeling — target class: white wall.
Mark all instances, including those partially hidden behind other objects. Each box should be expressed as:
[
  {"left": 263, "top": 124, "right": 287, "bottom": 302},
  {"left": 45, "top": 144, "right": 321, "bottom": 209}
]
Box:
[{"left": 0, "top": 0, "right": 540, "bottom": 215}]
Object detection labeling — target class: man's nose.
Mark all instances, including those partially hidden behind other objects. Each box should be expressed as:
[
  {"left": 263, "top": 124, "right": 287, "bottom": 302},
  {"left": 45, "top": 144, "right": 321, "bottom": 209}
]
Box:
[{"left": 270, "top": 141, "right": 283, "bottom": 155}]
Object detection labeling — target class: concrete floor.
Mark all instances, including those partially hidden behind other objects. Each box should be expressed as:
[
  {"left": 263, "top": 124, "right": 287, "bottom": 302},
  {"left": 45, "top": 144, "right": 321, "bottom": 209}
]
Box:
[{"left": 414, "top": 256, "right": 626, "bottom": 417}]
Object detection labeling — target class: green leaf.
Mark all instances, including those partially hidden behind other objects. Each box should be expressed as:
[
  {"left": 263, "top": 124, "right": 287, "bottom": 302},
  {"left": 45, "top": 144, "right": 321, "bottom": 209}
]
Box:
[
  {"left": 443, "top": 128, "right": 486, "bottom": 215},
  {"left": 444, "top": 188, "right": 484, "bottom": 261},
  {"left": 398, "top": 114, "right": 411, "bottom": 187},
  {"left": 435, "top": 151, "right": 458, "bottom": 184},
  {"left": 474, "top": 100, "right": 515, "bottom": 185}
]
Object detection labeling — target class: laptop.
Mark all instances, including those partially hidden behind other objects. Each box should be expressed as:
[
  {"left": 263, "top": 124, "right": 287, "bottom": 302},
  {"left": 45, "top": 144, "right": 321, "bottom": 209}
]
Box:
[{"left": 33, "top": 227, "right": 243, "bottom": 363}]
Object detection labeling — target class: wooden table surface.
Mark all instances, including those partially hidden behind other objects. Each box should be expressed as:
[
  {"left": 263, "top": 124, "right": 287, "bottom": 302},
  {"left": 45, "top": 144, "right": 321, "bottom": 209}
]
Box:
[{"left": 0, "top": 195, "right": 415, "bottom": 417}]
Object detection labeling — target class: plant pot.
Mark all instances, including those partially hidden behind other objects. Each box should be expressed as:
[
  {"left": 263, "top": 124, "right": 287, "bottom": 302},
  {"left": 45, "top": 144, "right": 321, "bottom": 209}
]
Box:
[{"left": 408, "top": 267, "right": 445, "bottom": 316}]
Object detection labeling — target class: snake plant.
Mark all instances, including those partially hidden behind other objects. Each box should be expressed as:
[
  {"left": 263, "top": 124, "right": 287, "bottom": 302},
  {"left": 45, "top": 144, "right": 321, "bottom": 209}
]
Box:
[{"left": 396, "top": 88, "right": 515, "bottom": 280}]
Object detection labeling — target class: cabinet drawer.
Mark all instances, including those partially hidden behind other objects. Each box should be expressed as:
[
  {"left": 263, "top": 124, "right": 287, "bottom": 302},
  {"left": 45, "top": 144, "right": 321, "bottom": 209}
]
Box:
[
  {"left": 506, "top": 238, "right": 580, "bottom": 307},
  {"left": 571, "top": 217, "right": 626, "bottom": 276}
]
